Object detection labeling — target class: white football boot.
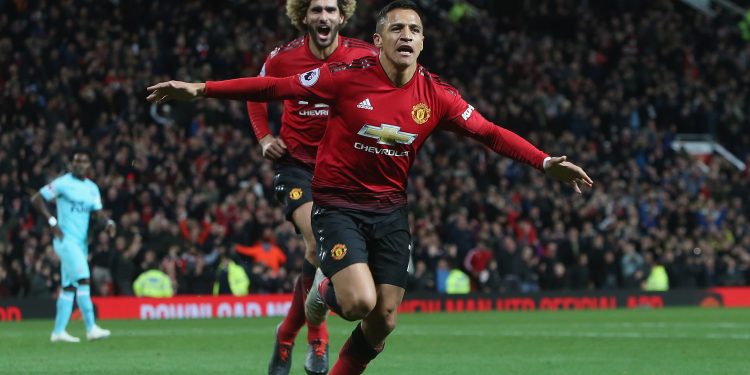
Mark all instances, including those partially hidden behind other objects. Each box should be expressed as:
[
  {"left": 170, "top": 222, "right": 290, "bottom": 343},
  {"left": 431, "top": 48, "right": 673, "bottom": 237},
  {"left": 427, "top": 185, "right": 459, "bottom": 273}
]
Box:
[
  {"left": 86, "top": 325, "right": 111, "bottom": 341},
  {"left": 50, "top": 331, "right": 81, "bottom": 343}
]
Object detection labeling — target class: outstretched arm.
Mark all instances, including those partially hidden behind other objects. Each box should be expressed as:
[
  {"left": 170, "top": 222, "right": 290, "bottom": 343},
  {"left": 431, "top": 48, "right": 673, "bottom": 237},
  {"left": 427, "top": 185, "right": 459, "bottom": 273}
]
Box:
[
  {"left": 147, "top": 67, "right": 336, "bottom": 104},
  {"left": 442, "top": 97, "right": 592, "bottom": 193}
]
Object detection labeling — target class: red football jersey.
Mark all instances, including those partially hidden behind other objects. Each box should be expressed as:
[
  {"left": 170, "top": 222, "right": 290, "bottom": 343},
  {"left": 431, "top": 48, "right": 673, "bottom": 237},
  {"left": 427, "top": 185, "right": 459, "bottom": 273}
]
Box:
[
  {"left": 207, "top": 56, "right": 549, "bottom": 213},
  {"left": 247, "top": 35, "right": 378, "bottom": 168}
]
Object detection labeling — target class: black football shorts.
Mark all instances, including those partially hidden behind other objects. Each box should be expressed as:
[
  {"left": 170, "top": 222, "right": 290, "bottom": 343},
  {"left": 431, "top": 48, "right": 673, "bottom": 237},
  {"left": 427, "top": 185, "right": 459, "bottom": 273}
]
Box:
[
  {"left": 273, "top": 164, "right": 314, "bottom": 227},
  {"left": 312, "top": 204, "right": 411, "bottom": 288}
]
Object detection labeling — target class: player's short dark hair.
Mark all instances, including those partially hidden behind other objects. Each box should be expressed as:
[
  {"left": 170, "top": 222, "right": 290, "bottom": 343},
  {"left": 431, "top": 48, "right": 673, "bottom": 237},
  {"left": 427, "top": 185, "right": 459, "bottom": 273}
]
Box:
[
  {"left": 71, "top": 147, "right": 93, "bottom": 160},
  {"left": 375, "top": 0, "right": 423, "bottom": 33}
]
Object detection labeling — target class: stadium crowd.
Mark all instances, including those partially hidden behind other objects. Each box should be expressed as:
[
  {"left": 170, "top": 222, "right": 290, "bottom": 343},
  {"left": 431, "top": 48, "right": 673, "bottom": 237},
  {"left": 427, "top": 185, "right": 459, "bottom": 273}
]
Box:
[{"left": 1, "top": 0, "right": 749, "bottom": 298}]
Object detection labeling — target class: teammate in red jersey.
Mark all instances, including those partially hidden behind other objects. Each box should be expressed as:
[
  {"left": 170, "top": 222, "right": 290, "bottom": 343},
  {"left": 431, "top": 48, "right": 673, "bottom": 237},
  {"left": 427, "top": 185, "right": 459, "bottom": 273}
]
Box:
[
  {"left": 247, "top": 1, "right": 377, "bottom": 374},
  {"left": 147, "top": 1, "right": 593, "bottom": 373}
]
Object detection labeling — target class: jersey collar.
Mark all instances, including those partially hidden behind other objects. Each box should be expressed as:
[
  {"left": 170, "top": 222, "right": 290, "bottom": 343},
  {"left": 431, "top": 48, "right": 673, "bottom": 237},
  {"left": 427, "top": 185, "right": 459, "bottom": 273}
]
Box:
[{"left": 375, "top": 57, "right": 419, "bottom": 90}]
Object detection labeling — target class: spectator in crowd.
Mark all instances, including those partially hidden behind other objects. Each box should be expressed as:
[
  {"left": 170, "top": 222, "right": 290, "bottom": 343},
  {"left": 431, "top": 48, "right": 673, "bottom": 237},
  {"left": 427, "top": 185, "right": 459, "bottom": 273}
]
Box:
[
  {"left": 235, "top": 227, "right": 287, "bottom": 276},
  {"left": 478, "top": 259, "right": 502, "bottom": 293},
  {"left": 0, "top": 263, "right": 13, "bottom": 297},
  {"left": 570, "top": 253, "right": 591, "bottom": 290},
  {"left": 446, "top": 267, "right": 471, "bottom": 295},
  {"left": 133, "top": 267, "right": 174, "bottom": 298},
  {"left": 463, "top": 242, "right": 494, "bottom": 289},
  {"left": 27, "top": 259, "right": 54, "bottom": 297},
  {"left": 643, "top": 253, "right": 669, "bottom": 291},
  {"left": 621, "top": 241, "right": 645, "bottom": 289},
  {"left": 517, "top": 246, "right": 541, "bottom": 293},
  {"left": 435, "top": 258, "right": 451, "bottom": 294},
  {"left": 213, "top": 252, "right": 250, "bottom": 296},
  {"left": 406, "top": 259, "right": 435, "bottom": 292},
  {"left": 601, "top": 251, "right": 620, "bottom": 290}
]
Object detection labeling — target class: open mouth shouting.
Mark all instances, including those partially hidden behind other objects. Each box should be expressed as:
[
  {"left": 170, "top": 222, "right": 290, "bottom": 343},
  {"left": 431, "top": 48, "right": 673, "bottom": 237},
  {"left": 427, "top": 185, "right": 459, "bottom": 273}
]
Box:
[
  {"left": 396, "top": 44, "right": 414, "bottom": 58},
  {"left": 314, "top": 24, "right": 333, "bottom": 44}
]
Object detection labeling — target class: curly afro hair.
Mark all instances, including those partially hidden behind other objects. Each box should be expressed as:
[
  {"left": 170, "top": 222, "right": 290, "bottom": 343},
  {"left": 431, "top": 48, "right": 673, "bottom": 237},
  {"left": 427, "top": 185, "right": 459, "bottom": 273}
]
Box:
[{"left": 286, "top": 0, "right": 357, "bottom": 31}]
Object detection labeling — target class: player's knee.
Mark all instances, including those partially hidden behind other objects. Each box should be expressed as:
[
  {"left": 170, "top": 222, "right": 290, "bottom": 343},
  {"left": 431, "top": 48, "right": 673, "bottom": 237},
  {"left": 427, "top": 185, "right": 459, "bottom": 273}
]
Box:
[
  {"left": 382, "top": 319, "right": 397, "bottom": 335},
  {"left": 63, "top": 286, "right": 76, "bottom": 293},
  {"left": 374, "top": 306, "right": 399, "bottom": 334},
  {"left": 341, "top": 294, "right": 377, "bottom": 320},
  {"left": 384, "top": 311, "right": 398, "bottom": 334},
  {"left": 77, "top": 279, "right": 90, "bottom": 285}
]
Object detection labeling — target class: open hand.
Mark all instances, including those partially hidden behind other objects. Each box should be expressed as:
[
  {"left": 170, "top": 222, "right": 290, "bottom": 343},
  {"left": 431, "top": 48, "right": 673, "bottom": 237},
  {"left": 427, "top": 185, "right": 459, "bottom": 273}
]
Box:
[
  {"left": 544, "top": 156, "right": 593, "bottom": 194},
  {"left": 146, "top": 81, "right": 205, "bottom": 103}
]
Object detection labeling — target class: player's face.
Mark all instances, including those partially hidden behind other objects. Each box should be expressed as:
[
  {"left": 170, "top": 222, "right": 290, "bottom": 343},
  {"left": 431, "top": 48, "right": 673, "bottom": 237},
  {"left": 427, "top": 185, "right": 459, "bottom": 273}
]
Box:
[
  {"left": 304, "top": 0, "right": 344, "bottom": 49},
  {"left": 71, "top": 153, "right": 91, "bottom": 177},
  {"left": 374, "top": 8, "right": 424, "bottom": 69}
]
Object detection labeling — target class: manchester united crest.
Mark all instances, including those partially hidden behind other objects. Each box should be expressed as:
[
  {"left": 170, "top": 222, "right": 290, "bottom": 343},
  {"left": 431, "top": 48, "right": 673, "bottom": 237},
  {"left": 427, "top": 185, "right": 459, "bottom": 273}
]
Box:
[
  {"left": 331, "top": 243, "right": 348, "bottom": 260},
  {"left": 289, "top": 188, "right": 303, "bottom": 200},
  {"left": 411, "top": 103, "right": 431, "bottom": 125}
]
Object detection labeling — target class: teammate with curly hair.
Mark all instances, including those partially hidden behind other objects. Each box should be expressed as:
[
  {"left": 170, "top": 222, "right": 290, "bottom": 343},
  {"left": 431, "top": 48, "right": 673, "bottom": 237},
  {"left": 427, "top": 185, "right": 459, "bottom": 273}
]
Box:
[{"left": 246, "top": 1, "right": 377, "bottom": 374}]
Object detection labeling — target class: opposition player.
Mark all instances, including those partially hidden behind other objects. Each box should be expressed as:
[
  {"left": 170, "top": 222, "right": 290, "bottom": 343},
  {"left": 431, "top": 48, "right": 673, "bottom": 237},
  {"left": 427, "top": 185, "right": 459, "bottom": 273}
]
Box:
[
  {"left": 248, "top": 0, "right": 377, "bottom": 374},
  {"left": 146, "top": 1, "right": 593, "bottom": 372},
  {"left": 31, "top": 149, "right": 114, "bottom": 343}
]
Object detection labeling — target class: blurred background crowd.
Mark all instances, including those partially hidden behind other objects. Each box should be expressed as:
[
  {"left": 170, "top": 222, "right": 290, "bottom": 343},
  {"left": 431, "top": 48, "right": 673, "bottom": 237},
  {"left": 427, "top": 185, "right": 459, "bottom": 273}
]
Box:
[{"left": 1, "top": 0, "right": 749, "bottom": 298}]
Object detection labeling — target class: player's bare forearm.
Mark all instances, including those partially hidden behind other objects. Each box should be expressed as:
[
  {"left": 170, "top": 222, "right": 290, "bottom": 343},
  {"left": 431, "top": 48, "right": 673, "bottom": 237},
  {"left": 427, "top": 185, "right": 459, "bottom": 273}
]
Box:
[
  {"left": 31, "top": 192, "right": 52, "bottom": 220},
  {"left": 32, "top": 192, "right": 63, "bottom": 238}
]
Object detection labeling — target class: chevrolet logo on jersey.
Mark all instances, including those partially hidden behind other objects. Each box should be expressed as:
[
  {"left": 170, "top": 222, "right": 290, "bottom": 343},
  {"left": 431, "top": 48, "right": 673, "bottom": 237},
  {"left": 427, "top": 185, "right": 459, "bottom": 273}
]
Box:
[{"left": 357, "top": 124, "right": 417, "bottom": 146}]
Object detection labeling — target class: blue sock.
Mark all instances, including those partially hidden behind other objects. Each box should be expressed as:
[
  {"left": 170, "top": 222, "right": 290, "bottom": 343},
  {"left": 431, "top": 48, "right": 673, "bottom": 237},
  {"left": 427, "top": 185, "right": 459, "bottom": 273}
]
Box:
[
  {"left": 53, "top": 290, "right": 75, "bottom": 334},
  {"left": 76, "top": 285, "right": 96, "bottom": 331}
]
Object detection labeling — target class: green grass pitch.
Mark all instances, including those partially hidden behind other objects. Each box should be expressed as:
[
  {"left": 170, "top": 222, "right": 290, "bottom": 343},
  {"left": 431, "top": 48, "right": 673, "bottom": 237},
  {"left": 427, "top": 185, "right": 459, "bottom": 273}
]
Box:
[{"left": 1, "top": 307, "right": 748, "bottom": 374}]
